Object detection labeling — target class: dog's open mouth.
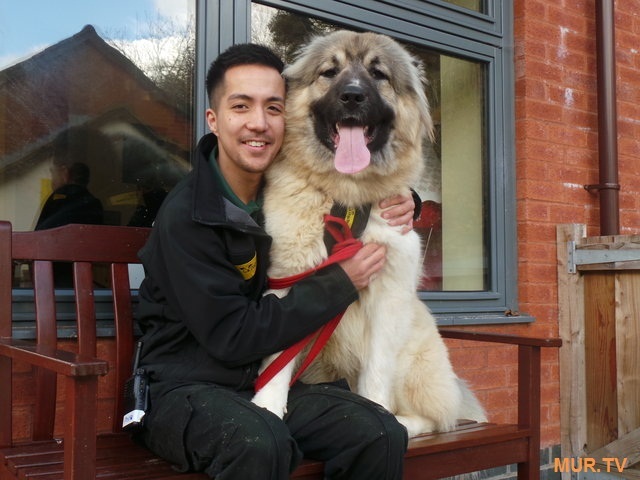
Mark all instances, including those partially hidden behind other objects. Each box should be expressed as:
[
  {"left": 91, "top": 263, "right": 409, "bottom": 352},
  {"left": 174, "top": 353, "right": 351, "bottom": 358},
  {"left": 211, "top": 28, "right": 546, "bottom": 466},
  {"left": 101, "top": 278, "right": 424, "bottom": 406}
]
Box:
[{"left": 332, "top": 123, "right": 375, "bottom": 174}]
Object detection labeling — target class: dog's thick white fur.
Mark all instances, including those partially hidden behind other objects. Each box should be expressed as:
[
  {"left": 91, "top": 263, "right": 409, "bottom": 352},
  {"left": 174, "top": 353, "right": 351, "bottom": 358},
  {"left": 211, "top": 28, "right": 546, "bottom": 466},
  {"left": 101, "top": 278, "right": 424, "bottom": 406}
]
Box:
[{"left": 251, "top": 30, "right": 486, "bottom": 437}]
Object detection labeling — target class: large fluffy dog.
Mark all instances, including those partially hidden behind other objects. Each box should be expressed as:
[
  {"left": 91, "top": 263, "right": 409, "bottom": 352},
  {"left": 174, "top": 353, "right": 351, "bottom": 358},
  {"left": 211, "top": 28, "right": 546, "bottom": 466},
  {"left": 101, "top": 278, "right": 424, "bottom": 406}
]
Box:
[{"left": 252, "top": 30, "right": 486, "bottom": 437}]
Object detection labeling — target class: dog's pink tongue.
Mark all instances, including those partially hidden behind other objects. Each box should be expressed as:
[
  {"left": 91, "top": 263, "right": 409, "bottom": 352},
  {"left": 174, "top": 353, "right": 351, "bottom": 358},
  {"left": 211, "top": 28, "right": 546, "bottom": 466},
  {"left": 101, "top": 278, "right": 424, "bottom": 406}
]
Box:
[{"left": 334, "top": 125, "right": 370, "bottom": 174}]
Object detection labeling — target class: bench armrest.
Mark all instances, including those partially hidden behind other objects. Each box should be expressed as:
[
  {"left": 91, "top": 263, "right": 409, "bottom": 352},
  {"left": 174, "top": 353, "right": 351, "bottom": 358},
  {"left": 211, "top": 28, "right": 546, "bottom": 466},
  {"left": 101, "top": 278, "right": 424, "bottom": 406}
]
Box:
[
  {"left": 439, "top": 328, "right": 562, "bottom": 348},
  {"left": 0, "top": 338, "right": 108, "bottom": 377}
]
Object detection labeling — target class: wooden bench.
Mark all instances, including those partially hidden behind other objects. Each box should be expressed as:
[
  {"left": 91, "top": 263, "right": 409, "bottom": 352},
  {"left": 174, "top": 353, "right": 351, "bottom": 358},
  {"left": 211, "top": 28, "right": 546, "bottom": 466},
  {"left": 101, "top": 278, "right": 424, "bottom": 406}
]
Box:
[{"left": 0, "top": 221, "right": 562, "bottom": 479}]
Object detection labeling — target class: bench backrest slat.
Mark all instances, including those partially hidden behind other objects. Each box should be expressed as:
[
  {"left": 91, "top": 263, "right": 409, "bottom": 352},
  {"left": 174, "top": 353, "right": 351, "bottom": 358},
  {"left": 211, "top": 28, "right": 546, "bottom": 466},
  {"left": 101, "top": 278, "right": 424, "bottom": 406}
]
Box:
[
  {"left": 111, "top": 262, "right": 136, "bottom": 432},
  {"left": 32, "top": 260, "right": 57, "bottom": 441},
  {"left": 74, "top": 261, "right": 97, "bottom": 356},
  {"left": 0, "top": 222, "right": 12, "bottom": 446}
]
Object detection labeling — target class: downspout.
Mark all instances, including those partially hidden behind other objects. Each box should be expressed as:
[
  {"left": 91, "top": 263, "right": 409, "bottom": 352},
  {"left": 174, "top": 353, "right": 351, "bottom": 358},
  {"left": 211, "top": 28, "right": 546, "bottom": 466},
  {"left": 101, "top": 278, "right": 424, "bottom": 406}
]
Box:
[{"left": 586, "top": 0, "right": 619, "bottom": 235}]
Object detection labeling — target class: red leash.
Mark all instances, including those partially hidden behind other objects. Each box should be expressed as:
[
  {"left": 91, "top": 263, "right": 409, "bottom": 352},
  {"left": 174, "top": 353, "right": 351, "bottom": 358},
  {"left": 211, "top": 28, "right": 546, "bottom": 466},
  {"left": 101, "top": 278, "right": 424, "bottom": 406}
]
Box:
[{"left": 254, "top": 214, "right": 362, "bottom": 392}]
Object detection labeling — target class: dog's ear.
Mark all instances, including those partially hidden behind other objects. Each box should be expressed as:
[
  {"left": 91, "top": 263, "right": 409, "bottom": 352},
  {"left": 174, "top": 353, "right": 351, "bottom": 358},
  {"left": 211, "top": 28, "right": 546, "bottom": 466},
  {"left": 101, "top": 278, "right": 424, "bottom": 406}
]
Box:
[
  {"left": 404, "top": 58, "right": 433, "bottom": 142},
  {"left": 410, "top": 58, "right": 427, "bottom": 84}
]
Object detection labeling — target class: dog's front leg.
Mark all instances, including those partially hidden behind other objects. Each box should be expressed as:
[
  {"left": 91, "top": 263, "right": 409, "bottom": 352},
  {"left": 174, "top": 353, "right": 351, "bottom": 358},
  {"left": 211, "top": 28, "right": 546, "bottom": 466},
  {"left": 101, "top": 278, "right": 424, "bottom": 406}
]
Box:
[
  {"left": 356, "top": 289, "right": 410, "bottom": 414},
  {"left": 355, "top": 223, "right": 422, "bottom": 413},
  {"left": 251, "top": 353, "right": 296, "bottom": 419}
]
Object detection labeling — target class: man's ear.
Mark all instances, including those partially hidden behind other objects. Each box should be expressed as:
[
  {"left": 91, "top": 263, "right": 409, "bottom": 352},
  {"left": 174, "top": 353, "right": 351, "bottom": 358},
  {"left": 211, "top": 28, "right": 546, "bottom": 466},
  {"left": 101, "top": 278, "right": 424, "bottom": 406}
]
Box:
[{"left": 206, "top": 108, "right": 218, "bottom": 136}]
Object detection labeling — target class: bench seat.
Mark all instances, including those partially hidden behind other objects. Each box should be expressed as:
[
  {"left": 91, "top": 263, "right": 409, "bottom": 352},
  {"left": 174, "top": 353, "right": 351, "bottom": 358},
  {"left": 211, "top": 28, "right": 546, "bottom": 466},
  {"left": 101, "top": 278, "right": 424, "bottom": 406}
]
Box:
[{"left": 1, "top": 422, "right": 529, "bottom": 480}]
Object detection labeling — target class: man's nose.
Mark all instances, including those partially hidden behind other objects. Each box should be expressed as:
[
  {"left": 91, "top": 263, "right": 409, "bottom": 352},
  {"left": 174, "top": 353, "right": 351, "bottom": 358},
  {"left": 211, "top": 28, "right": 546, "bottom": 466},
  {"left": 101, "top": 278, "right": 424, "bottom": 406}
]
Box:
[{"left": 246, "top": 109, "right": 268, "bottom": 131}]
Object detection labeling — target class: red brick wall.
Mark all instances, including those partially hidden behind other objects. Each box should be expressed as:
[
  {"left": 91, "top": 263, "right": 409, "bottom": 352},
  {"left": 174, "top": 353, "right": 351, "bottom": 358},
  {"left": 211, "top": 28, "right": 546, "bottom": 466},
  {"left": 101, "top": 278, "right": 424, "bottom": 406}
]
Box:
[
  {"left": 615, "top": 2, "right": 640, "bottom": 228},
  {"left": 512, "top": 0, "right": 596, "bottom": 448}
]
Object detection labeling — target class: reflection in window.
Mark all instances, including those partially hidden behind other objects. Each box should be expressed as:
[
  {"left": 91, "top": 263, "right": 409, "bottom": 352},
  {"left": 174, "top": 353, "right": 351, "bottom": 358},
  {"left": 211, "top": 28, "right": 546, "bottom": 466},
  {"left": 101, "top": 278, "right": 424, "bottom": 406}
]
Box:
[
  {"left": 251, "top": 4, "right": 487, "bottom": 292},
  {"left": 441, "top": 0, "right": 485, "bottom": 13},
  {"left": 0, "top": 1, "right": 195, "bottom": 233}
]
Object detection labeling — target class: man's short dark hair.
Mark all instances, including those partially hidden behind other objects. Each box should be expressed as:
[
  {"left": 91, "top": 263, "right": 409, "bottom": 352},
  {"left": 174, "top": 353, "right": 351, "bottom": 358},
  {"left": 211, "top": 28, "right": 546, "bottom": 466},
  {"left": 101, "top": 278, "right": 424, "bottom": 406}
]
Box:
[
  {"left": 65, "top": 162, "right": 91, "bottom": 186},
  {"left": 205, "top": 43, "right": 284, "bottom": 107}
]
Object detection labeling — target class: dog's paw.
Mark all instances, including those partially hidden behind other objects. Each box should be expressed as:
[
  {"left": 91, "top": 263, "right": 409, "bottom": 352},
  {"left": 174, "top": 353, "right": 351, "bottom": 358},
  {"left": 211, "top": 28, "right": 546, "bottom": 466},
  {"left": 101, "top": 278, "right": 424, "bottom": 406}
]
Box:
[
  {"left": 395, "top": 415, "right": 436, "bottom": 438},
  {"left": 251, "top": 388, "right": 288, "bottom": 419}
]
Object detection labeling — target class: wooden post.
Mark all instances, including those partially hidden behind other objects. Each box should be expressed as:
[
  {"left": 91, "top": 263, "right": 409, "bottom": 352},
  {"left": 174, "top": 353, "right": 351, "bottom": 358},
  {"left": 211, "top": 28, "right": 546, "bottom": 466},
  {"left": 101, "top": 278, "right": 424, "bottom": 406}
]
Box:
[
  {"left": 556, "top": 224, "right": 588, "bottom": 466},
  {"left": 615, "top": 273, "right": 640, "bottom": 436},
  {"left": 584, "top": 269, "right": 618, "bottom": 450}
]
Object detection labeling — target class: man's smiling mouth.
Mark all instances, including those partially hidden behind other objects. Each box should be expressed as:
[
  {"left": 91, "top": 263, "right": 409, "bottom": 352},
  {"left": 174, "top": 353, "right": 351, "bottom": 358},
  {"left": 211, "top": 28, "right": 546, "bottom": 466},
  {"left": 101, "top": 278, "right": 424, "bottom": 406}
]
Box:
[{"left": 245, "top": 140, "right": 267, "bottom": 147}]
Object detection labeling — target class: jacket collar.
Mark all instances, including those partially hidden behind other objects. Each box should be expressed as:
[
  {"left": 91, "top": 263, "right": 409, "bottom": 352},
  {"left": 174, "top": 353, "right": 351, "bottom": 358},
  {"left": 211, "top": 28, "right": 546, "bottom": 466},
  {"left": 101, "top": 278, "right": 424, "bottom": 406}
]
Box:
[{"left": 191, "top": 133, "right": 265, "bottom": 233}]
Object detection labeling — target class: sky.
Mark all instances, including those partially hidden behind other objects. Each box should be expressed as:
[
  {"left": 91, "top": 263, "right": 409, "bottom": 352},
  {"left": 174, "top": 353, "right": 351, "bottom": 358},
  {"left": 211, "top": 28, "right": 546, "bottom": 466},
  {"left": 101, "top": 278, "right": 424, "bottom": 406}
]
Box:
[{"left": 0, "top": 0, "right": 193, "bottom": 68}]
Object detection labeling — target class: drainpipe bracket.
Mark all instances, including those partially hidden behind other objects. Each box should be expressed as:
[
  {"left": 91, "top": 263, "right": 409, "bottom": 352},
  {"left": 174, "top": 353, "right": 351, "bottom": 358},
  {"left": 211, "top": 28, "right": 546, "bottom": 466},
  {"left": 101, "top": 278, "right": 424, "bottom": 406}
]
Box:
[{"left": 584, "top": 182, "right": 620, "bottom": 194}]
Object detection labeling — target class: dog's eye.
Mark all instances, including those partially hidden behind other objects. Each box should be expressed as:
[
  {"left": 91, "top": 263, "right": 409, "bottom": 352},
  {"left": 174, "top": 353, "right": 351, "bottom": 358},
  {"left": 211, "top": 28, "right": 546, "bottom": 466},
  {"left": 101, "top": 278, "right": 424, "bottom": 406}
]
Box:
[
  {"left": 320, "top": 68, "right": 338, "bottom": 78},
  {"left": 370, "top": 68, "right": 389, "bottom": 81}
]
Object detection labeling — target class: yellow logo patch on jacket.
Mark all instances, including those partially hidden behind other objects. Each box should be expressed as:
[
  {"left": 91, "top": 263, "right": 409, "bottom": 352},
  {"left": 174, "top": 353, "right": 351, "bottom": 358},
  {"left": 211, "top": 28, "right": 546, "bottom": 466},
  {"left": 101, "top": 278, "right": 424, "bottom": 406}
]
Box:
[{"left": 235, "top": 253, "right": 257, "bottom": 280}]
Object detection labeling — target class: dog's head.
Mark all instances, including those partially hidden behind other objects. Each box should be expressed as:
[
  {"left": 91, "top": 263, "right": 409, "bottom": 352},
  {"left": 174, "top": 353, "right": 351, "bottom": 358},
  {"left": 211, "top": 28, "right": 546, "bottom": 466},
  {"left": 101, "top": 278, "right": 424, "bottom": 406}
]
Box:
[{"left": 277, "top": 30, "right": 433, "bottom": 202}]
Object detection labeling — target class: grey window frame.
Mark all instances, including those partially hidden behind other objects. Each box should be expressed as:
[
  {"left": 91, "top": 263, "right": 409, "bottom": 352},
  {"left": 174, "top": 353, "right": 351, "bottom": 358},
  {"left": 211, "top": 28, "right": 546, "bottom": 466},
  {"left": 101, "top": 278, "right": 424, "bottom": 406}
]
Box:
[{"left": 197, "top": 0, "right": 527, "bottom": 325}]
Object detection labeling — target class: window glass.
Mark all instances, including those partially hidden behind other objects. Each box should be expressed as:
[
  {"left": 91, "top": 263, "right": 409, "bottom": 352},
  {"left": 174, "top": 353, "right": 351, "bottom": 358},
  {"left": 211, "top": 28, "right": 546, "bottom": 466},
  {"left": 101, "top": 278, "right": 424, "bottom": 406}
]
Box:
[
  {"left": 251, "top": 4, "right": 488, "bottom": 292},
  {"left": 441, "top": 0, "right": 485, "bottom": 13},
  {"left": 0, "top": 0, "right": 195, "bottom": 233}
]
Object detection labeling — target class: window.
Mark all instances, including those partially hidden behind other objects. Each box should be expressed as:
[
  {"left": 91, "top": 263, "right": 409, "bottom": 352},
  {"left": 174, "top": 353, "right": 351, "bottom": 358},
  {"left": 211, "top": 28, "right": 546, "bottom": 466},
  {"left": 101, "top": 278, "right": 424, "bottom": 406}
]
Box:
[
  {"left": 234, "top": 1, "right": 518, "bottom": 322},
  {"left": 251, "top": 5, "right": 488, "bottom": 294},
  {"left": 0, "top": 0, "right": 196, "bottom": 233}
]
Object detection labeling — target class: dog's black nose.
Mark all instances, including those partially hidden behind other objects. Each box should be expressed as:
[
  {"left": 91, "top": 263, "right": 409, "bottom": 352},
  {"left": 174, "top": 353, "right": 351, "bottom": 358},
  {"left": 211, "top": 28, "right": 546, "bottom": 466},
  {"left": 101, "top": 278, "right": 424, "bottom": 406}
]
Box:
[{"left": 340, "top": 84, "right": 366, "bottom": 108}]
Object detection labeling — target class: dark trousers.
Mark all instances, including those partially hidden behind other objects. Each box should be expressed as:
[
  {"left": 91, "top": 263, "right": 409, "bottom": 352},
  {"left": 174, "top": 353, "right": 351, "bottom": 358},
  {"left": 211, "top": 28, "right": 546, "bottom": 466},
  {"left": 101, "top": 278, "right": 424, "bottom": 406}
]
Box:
[{"left": 139, "top": 382, "right": 408, "bottom": 479}]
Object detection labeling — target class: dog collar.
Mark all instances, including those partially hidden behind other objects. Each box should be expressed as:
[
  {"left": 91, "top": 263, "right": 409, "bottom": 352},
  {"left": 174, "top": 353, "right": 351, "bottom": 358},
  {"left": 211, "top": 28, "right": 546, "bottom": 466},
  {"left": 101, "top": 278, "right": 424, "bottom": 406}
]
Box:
[{"left": 323, "top": 203, "right": 371, "bottom": 253}]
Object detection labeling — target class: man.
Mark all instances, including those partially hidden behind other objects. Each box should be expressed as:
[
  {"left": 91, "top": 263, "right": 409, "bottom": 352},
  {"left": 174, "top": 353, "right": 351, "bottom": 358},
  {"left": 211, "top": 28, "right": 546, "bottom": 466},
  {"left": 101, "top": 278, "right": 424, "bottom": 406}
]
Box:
[
  {"left": 135, "top": 43, "right": 415, "bottom": 479},
  {"left": 34, "top": 127, "right": 106, "bottom": 286},
  {"left": 35, "top": 127, "right": 104, "bottom": 230}
]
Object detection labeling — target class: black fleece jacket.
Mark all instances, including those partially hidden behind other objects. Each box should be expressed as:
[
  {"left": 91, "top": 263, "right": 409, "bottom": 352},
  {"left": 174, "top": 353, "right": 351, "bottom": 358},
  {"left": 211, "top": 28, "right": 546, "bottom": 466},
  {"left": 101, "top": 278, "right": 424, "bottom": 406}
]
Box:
[{"left": 136, "top": 134, "right": 358, "bottom": 398}]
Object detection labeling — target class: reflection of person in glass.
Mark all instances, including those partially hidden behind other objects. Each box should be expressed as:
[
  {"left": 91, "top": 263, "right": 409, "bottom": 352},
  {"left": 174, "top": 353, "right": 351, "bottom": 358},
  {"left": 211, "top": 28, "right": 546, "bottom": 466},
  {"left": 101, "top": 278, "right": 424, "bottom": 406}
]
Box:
[
  {"left": 127, "top": 184, "right": 167, "bottom": 228},
  {"left": 35, "top": 127, "right": 104, "bottom": 230}
]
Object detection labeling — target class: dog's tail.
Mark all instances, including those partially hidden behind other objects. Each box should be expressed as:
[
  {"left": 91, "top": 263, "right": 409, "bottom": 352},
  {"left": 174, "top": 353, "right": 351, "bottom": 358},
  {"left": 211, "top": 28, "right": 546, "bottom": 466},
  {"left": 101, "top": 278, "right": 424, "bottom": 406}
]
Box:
[{"left": 457, "top": 378, "right": 488, "bottom": 423}]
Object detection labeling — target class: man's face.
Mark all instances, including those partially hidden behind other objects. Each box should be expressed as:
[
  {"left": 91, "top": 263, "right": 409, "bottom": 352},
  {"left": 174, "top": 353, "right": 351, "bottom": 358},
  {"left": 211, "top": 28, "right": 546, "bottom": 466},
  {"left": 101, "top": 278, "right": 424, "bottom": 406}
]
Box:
[
  {"left": 49, "top": 162, "right": 68, "bottom": 191},
  {"left": 206, "top": 64, "right": 285, "bottom": 180}
]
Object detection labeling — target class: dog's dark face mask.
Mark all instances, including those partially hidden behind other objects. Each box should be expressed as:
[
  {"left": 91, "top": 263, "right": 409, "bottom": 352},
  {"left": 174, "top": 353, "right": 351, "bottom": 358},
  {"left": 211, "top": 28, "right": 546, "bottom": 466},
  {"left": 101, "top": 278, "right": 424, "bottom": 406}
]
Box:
[{"left": 310, "top": 62, "right": 395, "bottom": 175}]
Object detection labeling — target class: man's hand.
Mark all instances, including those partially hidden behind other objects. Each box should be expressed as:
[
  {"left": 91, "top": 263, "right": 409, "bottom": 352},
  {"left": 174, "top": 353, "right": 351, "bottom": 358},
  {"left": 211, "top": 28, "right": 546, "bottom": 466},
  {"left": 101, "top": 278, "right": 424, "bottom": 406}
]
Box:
[
  {"left": 379, "top": 193, "right": 416, "bottom": 234},
  {"left": 339, "top": 243, "right": 386, "bottom": 290}
]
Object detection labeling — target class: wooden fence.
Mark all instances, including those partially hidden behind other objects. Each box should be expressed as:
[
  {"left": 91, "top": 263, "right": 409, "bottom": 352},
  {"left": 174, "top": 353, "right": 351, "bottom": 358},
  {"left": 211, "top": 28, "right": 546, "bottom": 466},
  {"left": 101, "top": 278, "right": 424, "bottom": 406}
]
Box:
[{"left": 557, "top": 224, "right": 640, "bottom": 478}]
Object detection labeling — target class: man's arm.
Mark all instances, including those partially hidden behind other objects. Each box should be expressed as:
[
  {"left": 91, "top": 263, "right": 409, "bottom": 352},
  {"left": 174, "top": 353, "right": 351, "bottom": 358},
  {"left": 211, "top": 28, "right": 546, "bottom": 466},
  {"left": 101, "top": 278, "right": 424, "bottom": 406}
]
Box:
[{"left": 141, "top": 211, "right": 361, "bottom": 367}]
